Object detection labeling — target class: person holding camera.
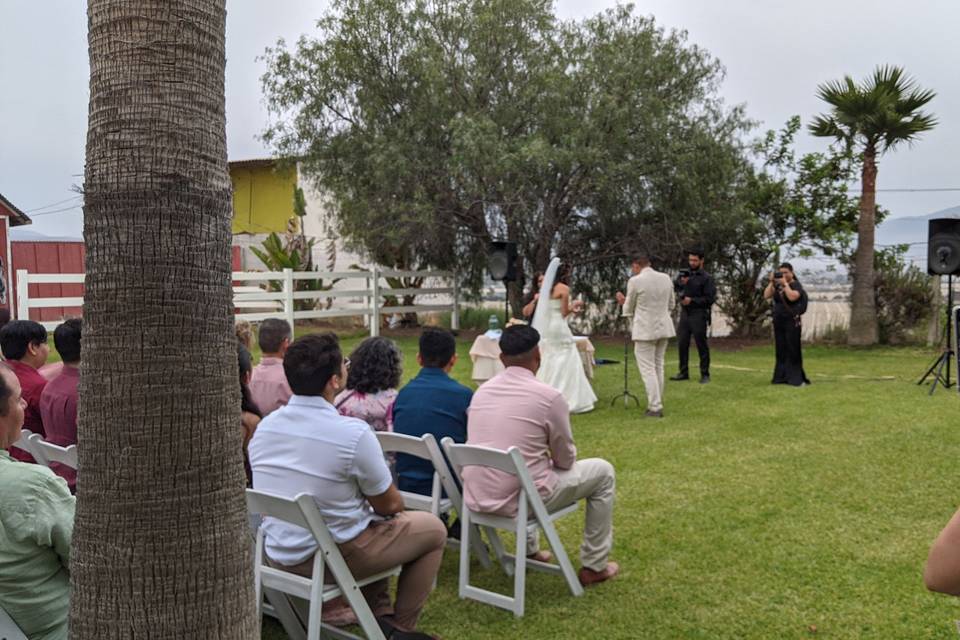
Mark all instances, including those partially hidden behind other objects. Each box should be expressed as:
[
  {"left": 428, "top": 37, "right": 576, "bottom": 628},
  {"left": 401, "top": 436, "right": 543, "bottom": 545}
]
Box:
[
  {"left": 671, "top": 250, "right": 716, "bottom": 384},
  {"left": 764, "top": 262, "right": 810, "bottom": 386}
]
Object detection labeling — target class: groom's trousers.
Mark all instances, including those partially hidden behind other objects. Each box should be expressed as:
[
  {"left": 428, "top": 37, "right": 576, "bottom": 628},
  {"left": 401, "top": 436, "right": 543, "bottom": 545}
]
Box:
[{"left": 634, "top": 338, "right": 668, "bottom": 412}]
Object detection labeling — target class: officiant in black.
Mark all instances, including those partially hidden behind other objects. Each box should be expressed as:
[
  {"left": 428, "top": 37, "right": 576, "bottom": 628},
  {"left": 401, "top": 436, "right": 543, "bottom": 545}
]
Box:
[{"left": 763, "top": 262, "right": 811, "bottom": 386}]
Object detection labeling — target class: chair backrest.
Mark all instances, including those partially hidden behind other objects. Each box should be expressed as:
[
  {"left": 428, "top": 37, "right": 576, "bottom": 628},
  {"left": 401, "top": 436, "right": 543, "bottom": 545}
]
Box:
[
  {"left": 12, "top": 428, "right": 36, "bottom": 456},
  {"left": 245, "top": 490, "right": 340, "bottom": 552},
  {"left": 31, "top": 436, "right": 78, "bottom": 470},
  {"left": 442, "top": 439, "right": 540, "bottom": 506},
  {"left": 376, "top": 432, "right": 465, "bottom": 513}
]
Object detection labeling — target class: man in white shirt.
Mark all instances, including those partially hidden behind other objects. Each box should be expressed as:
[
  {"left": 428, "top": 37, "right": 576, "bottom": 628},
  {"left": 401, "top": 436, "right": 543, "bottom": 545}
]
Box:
[
  {"left": 249, "top": 333, "right": 445, "bottom": 638},
  {"left": 616, "top": 255, "right": 676, "bottom": 417}
]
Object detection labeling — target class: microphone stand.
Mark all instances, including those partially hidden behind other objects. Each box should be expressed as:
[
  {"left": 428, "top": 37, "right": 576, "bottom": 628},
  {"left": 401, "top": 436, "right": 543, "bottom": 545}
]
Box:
[{"left": 610, "top": 314, "right": 640, "bottom": 409}]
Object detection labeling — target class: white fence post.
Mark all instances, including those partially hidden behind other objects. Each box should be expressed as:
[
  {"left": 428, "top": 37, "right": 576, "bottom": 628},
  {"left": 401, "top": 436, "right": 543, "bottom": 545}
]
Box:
[
  {"left": 282, "top": 268, "right": 295, "bottom": 328},
  {"left": 370, "top": 267, "right": 381, "bottom": 337},
  {"left": 15, "top": 269, "right": 29, "bottom": 321},
  {"left": 451, "top": 272, "right": 460, "bottom": 331}
]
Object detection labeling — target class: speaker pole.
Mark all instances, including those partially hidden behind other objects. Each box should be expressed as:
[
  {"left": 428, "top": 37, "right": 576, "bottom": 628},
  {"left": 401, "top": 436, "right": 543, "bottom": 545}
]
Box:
[{"left": 918, "top": 273, "right": 955, "bottom": 394}]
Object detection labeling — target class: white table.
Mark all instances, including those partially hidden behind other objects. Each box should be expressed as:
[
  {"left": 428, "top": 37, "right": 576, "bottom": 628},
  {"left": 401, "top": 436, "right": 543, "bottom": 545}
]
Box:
[{"left": 469, "top": 334, "right": 595, "bottom": 383}]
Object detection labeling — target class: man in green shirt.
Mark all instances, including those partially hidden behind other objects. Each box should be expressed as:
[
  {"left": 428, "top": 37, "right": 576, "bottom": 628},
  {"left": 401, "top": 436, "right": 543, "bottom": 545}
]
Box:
[{"left": 0, "top": 364, "right": 74, "bottom": 640}]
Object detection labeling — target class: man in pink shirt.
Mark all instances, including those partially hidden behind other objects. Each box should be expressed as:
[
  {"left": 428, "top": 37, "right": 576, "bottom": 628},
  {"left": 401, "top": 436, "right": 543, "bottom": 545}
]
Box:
[
  {"left": 463, "top": 324, "right": 619, "bottom": 586},
  {"left": 40, "top": 319, "right": 81, "bottom": 490},
  {"left": 249, "top": 318, "right": 293, "bottom": 416}
]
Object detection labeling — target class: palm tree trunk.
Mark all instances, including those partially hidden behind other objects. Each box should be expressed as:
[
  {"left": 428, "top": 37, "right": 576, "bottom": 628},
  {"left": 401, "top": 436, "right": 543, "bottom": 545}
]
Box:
[
  {"left": 848, "top": 148, "right": 879, "bottom": 345},
  {"left": 71, "top": 1, "right": 258, "bottom": 637}
]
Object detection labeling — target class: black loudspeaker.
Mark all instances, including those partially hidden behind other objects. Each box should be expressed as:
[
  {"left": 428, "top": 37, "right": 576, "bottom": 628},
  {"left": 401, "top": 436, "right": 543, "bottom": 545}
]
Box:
[
  {"left": 487, "top": 241, "right": 518, "bottom": 282},
  {"left": 928, "top": 219, "right": 960, "bottom": 275}
]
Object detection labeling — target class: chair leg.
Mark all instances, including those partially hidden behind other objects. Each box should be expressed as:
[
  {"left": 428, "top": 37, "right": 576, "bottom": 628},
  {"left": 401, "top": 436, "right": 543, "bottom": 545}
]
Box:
[
  {"left": 484, "top": 526, "right": 514, "bottom": 576},
  {"left": 459, "top": 507, "right": 472, "bottom": 599},
  {"left": 513, "top": 501, "right": 527, "bottom": 617},
  {"left": 540, "top": 517, "right": 584, "bottom": 597}
]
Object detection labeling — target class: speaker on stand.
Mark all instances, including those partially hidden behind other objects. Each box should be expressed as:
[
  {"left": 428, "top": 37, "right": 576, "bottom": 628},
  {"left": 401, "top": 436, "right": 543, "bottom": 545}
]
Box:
[
  {"left": 487, "top": 241, "right": 518, "bottom": 322},
  {"left": 918, "top": 218, "right": 960, "bottom": 394}
]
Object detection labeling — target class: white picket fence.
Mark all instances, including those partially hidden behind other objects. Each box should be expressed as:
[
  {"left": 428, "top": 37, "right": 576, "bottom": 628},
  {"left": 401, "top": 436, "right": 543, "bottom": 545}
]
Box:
[{"left": 15, "top": 268, "right": 460, "bottom": 336}]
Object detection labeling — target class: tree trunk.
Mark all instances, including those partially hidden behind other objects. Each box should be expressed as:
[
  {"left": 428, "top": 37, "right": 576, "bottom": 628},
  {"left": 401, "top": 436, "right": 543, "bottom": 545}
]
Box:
[
  {"left": 848, "top": 148, "right": 879, "bottom": 346},
  {"left": 71, "top": 1, "right": 258, "bottom": 638}
]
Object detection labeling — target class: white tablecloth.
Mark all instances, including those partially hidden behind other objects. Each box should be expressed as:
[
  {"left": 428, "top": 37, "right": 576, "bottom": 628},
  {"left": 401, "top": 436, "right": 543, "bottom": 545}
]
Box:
[{"left": 469, "top": 335, "right": 595, "bottom": 383}]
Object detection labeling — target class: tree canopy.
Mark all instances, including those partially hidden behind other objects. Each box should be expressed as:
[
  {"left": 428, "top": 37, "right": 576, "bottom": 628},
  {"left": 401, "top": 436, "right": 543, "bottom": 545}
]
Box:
[{"left": 261, "top": 0, "right": 749, "bottom": 309}]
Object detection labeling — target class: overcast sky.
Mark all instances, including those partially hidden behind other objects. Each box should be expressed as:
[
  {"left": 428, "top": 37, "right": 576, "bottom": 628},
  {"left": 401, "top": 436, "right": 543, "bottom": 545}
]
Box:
[{"left": 1, "top": 1, "right": 957, "bottom": 239}]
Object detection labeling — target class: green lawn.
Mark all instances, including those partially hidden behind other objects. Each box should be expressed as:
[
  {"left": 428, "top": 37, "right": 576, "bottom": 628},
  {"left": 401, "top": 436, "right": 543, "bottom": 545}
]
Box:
[{"left": 262, "top": 332, "right": 960, "bottom": 639}]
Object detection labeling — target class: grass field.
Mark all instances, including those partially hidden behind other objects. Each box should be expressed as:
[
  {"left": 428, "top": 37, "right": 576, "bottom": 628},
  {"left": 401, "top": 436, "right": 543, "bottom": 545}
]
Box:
[{"left": 261, "top": 331, "right": 960, "bottom": 639}]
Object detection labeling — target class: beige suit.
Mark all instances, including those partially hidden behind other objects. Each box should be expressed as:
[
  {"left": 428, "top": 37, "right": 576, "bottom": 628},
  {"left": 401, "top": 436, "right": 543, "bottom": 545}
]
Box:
[{"left": 622, "top": 267, "right": 676, "bottom": 412}]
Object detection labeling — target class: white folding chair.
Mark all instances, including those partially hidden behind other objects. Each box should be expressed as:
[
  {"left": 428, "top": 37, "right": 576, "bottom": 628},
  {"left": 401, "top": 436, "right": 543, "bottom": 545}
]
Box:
[
  {"left": 246, "top": 489, "right": 401, "bottom": 640},
  {"left": 11, "top": 428, "right": 41, "bottom": 462},
  {"left": 29, "top": 435, "right": 77, "bottom": 470},
  {"left": 442, "top": 438, "right": 584, "bottom": 617},
  {"left": 0, "top": 604, "right": 27, "bottom": 640},
  {"left": 375, "top": 432, "right": 490, "bottom": 568}
]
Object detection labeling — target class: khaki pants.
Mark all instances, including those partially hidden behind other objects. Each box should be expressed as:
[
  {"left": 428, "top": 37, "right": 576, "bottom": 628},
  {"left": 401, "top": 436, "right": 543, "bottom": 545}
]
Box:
[
  {"left": 634, "top": 338, "right": 668, "bottom": 412},
  {"left": 270, "top": 511, "right": 446, "bottom": 632},
  {"left": 528, "top": 458, "right": 616, "bottom": 571}
]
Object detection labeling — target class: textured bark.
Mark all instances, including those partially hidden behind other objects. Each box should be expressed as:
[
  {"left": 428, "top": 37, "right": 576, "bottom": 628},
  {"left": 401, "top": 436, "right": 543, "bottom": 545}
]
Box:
[
  {"left": 848, "top": 148, "right": 879, "bottom": 346},
  {"left": 71, "top": 1, "right": 257, "bottom": 638}
]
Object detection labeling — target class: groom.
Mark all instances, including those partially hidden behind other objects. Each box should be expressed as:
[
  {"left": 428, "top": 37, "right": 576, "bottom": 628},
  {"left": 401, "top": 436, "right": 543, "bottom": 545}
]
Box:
[{"left": 616, "top": 255, "right": 676, "bottom": 418}]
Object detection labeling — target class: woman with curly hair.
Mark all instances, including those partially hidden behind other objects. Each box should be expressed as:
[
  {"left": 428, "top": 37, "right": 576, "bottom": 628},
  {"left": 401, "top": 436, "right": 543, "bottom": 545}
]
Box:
[{"left": 334, "top": 336, "right": 402, "bottom": 433}]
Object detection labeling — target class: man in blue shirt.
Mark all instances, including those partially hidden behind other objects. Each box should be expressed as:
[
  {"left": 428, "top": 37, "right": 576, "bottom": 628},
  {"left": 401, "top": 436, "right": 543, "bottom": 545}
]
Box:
[{"left": 393, "top": 328, "right": 472, "bottom": 497}]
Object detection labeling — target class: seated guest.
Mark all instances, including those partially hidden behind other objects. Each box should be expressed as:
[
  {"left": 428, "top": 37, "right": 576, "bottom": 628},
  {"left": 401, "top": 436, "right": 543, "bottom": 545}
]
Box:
[
  {"left": 249, "top": 318, "right": 293, "bottom": 416},
  {"left": 235, "top": 319, "right": 255, "bottom": 352},
  {"left": 393, "top": 328, "right": 472, "bottom": 496},
  {"left": 238, "top": 344, "right": 261, "bottom": 488},
  {"left": 40, "top": 319, "right": 82, "bottom": 491},
  {"left": 0, "top": 320, "right": 50, "bottom": 463},
  {"left": 249, "top": 334, "right": 445, "bottom": 638},
  {"left": 463, "top": 324, "right": 619, "bottom": 586},
  {"left": 335, "top": 336, "right": 402, "bottom": 433},
  {"left": 0, "top": 364, "right": 75, "bottom": 640}
]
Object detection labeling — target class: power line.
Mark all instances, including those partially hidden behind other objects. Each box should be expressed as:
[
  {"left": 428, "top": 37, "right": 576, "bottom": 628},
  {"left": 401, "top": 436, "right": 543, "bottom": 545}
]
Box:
[
  {"left": 875, "top": 188, "right": 960, "bottom": 193},
  {"left": 24, "top": 195, "right": 82, "bottom": 212},
  {"left": 28, "top": 206, "right": 82, "bottom": 217}
]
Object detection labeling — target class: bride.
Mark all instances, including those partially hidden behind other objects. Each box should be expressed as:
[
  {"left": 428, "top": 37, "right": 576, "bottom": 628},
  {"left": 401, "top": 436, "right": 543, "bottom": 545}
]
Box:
[{"left": 531, "top": 257, "right": 597, "bottom": 414}]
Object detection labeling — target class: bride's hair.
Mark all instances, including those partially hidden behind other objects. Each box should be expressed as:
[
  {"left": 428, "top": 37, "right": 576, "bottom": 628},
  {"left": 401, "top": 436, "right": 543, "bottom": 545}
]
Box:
[{"left": 555, "top": 263, "right": 572, "bottom": 287}]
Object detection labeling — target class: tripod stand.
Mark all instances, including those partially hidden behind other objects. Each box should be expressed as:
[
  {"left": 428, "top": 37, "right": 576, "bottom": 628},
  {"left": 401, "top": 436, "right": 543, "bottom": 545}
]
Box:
[
  {"left": 610, "top": 319, "right": 640, "bottom": 408},
  {"left": 918, "top": 274, "right": 955, "bottom": 395}
]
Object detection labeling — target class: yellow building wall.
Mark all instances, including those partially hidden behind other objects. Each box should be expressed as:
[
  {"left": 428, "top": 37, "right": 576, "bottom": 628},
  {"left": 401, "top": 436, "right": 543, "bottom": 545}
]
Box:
[{"left": 230, "top": 163, "right": 298, "bottom": 234}]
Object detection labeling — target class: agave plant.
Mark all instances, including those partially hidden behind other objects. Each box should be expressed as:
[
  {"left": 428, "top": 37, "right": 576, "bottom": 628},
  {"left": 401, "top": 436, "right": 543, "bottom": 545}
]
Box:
[{"left": 250, "top": 232, "right": 341, "bottom": 311}]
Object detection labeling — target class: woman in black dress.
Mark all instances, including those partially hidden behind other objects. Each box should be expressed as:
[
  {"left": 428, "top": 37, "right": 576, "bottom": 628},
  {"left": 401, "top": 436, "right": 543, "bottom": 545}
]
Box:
[{"left": 764, "top": 262, "right": 810, "bottom": 386}]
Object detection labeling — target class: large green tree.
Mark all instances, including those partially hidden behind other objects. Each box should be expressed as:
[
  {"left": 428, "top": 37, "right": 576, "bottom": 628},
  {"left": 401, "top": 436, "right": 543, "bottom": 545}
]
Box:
[
  {"left": 810, "top": 65, "right": 936, "bottom": 346},
  {"left": 261, "top": 0, "right": 748, "bottom": 312},
  {"left": 712, "top": 117, "right": 862, "bottom": 337}
]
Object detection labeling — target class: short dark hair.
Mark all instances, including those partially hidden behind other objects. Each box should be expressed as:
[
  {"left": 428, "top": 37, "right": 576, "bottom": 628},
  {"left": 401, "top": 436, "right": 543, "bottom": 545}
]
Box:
[
  {"left": 688, "top": 250, "right": 705, "bottom": 260},
  {"left": 0, "top": 320, "right": 47, "bottom": 361},
  {"left": 283, "top": 333, "right": 343, "bottom": 396},
  {"left": 419, "top": 327, "right": 456, "bottom": 368},
  {"left": 258, "top": 318, "right": 292, "bottom": 354},
  {"left": 778, "top": 262, "right": 794, "bottom": 273},
  {"left": 632, "top": 255, "right": 651, "bottom": 266},
  {"left": 500, "top": 325, "right": 540, "bottom": 357},
  {"left": 0, "top": 365, "right": 13, "bottom": 416},
  {"left": 346, "top": 337, "right": 402, "bottom": 394},
  {"left": 53, "top": 318, "right": 82, "bottom": 364}
]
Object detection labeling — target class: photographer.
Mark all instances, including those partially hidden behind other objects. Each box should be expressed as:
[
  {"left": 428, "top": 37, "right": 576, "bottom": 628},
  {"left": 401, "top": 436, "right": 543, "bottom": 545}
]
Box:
[
  {"left": 764, "top": 262, "right": 810, "bottom": 386},
  {"left": 671, "top": 250, "right": 716, "bottom": 384}
]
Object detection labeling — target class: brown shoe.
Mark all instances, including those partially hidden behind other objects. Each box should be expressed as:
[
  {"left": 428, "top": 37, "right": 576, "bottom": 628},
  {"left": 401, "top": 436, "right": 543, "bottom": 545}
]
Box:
[
  {"left": 578, "top": 561, "right": 620, "bottom": 587},
  {"left": 527, "top": 550, "right": 553, "bottom": 563},
  {"left": 644, "top": 409, "right": 663, "bottom": 418}
]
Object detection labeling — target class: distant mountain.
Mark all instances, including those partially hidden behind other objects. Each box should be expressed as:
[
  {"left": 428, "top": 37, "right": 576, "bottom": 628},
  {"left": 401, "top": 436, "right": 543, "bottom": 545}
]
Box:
[
  {"left": 876, "top": 205, "right": 960, "bottom": 249},
  {"left": 9, "top": 228, "right": 82, "bottom": 242}
]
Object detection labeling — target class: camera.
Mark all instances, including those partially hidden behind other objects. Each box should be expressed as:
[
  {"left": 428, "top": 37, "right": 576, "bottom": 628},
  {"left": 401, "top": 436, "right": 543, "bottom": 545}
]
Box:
[
  {"left": 679, "top": 269, "right": 691, "bottom": 279},
  {"left": 773, "top": 272, "right": 783, "bottom": 280}
]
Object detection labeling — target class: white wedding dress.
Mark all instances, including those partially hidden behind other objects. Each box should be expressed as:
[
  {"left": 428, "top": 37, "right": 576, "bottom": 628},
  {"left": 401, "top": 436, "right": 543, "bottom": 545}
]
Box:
[{"left": 532, "top": 259, "right": 597, "bottom": 414}]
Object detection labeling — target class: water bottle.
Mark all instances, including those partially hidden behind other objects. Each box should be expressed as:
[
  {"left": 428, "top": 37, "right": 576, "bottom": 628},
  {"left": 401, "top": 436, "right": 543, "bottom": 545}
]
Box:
[{"left": 488, "top": 314, "right": 500, "bottom": 332}]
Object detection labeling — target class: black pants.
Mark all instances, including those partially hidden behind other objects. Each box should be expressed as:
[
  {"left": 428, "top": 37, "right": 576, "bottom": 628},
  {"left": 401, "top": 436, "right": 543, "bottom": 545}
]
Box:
[
  {"left": 677, "top": 308, "right": 710, "bottom": 377},
  {"left": 772, "top": 315, "right": 809, "bottom": 386}
]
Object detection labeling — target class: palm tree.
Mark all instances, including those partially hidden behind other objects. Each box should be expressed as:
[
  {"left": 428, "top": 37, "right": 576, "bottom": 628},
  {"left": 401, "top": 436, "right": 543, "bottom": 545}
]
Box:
[
  {"left": 810, "top": 65, "right": 936, "bottom": 346},
  {"left": 70, "top": 1, "right": 258, "bottom": 637}
]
